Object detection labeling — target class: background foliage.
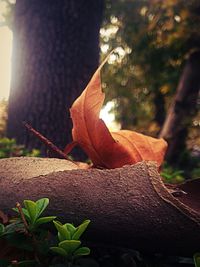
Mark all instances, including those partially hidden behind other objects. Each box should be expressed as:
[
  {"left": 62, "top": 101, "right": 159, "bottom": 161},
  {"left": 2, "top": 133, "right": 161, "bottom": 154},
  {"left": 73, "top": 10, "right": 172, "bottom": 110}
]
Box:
[
  {"left": 101, "top": 0, "right": 200, "bottom": 140},
  {"left": 99, "top": 0, "right": 200, "bottom": 178}
]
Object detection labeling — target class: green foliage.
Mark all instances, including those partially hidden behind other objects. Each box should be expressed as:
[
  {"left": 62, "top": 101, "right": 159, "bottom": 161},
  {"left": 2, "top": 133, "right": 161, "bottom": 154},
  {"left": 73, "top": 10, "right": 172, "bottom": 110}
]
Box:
[
  {"left": 102, "top": 0, "right": 181, "bottom": 131},
  {"left": 161, "top": 163, "right": 185, "bottom": 184},
  {"left": 194, "top": 253, "right": 200, "bottom": 267},
  {"left": 101, "top": 0, "right": 200, "bottom": 172},
  {"left": 102, "top": 0, "right": 200, "bottom": 130},
  {"left": 0, "top": 137, "right": 40, "bottom": 158},
  {"left": 0, "top": 198, "right": 91, "bottom": 267},
  {"left": 51, "top": 220, "right": 90, "bottom": 262},
  {"left": 101, "top": 0, "right": 200, "bottom": 176},
  {"left": 12, "top": 198, "right": 56, "bottom": 231},
  {"left": 191, "top": 168, "right": 200, "bottom": 179},
  {"left": 0, "top": 101, "right": 40, "bottom": 158},
  {"left": 161, "top": 154, "right": 200, "bottom": 182},
  {"left": 163, "top": 148, "right": 200, "bottom": 180}
]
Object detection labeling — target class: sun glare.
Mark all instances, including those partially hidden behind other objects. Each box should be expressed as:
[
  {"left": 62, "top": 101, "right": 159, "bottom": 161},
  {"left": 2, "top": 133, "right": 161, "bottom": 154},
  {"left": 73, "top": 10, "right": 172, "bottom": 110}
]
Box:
[
  {"left": 0, "top": 25, "right": 118, "bottom": 130},
  {"left": 100, "top": 101, "right": 120, "bottom": 131},
  {"left": 0, "top": 26, "right": 12, "bottom": 100}
]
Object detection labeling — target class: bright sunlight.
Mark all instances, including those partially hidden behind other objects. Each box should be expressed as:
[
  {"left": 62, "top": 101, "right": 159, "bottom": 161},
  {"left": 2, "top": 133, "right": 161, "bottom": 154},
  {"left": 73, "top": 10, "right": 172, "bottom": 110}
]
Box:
[
  {"left": 0, "top": 25, "right": 12, "bottom": 100},
  {"left": 0, "top": 26, "right": 118, "bottom": 129}
]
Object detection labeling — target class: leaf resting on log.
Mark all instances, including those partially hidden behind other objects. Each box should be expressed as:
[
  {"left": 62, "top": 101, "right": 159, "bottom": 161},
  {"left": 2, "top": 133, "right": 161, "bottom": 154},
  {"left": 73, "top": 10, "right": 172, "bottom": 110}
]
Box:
[
  {"left": 0, "top": 157, "right": 199, "bottom": 255},
  {"left": 70, "top": 56, "right": 167, "bottom": 169}
]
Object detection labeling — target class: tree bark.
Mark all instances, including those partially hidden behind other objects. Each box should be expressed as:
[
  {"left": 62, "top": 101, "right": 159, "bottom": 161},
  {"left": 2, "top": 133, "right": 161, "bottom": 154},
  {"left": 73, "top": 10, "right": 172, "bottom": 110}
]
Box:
[
  {"left": 159, "top": 50, "right": 200, "bottom": 164},
  {"left": 153, "top": 89, "right": 166, "bottom": 128},
  {"left": 0, "top": 157, "right": 199, "bottom": 255},
  {"left": 7, "top": 0, "right": 104, "bottom": 158}
]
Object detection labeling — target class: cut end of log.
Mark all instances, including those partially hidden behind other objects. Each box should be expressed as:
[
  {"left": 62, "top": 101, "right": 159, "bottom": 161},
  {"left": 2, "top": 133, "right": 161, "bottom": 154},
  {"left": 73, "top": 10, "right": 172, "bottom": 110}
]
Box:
[{"left": 0, "top": 157, "right": 79, "bottom": 180}]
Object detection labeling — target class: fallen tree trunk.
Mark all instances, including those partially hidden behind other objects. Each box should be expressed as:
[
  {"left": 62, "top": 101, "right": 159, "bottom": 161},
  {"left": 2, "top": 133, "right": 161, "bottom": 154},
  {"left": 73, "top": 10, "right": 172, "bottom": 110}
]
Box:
[{"left": 0, "top": 157, "right": 199, "bottom": 255}]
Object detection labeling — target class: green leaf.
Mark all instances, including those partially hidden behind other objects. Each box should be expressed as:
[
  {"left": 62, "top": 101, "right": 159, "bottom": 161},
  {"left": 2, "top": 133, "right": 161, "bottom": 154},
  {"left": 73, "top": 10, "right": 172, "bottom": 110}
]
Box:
[
  {"left": 65, "top": 223, "right": 76, "bottom": 236},
  {"left": 194, "top": 253, "right": 200, "bottom": 267},
  {"left": 0, "top": 223, "right": 5, "bottom": 235},
  {"left": 74, "top": 246, "right": 90, "bottom": 257},
  {"left": 59, "top": 240, "right": 81, "bottom": 254},
  {"left": 4, "top": 221, "right": 25, "bottom": 234},
  {"left": 24, "top": 200, "right": 37, "bottom": 223},
  {"left": 35, "top": 216, "right": 56, "bottom": 227},
  {"left": 12, "top": 207, "right": 30, "bottom": 220},
  {"left": 72, "top": 220, "right": 90, "bottom": 240},
  {"left": 161, "top": 173, "right": 171, "bottom": 179},
  {"left": 50, "top": 246, "right": 68, "bottom": 257},
  {"left": 173, "top": 170, "right": 184, "bottom": 176},
  {"left": 53, "top": 220, "right": 71, "bottom": 241},
  {"left": 36, "top": 198, "right": 49, "bottom": 217}
]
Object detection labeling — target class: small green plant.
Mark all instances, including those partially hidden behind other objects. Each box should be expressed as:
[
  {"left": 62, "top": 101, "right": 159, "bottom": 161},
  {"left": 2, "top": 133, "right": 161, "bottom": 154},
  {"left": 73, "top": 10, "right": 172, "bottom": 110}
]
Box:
[
  {"left": 194, "top": 253, "right": 200, "bottom": 267},
  {"left": 0, "top": 198, "right": 56, "bottom": 266},
  {"left": 51, "top": 220, "right": 90, "bottom": 265},
  {"left": 0, "top": 198, "right": 91, "bottom": 267},
  {"left": 12, "top": 198, "right": 56, "bottom": 231},
  {"left": 0, "top": 137, "right": 40, "bottom": 158},
  {"left": 161, "top": 163, "right": 185, "bottom": 184},
  {"left": 191, "top": 168, "right": 200, "bottom": 179}
]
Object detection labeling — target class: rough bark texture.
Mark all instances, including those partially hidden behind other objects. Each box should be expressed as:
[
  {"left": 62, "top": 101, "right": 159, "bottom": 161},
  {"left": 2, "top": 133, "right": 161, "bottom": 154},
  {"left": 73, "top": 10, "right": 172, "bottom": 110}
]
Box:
[
  {"left": 0, "top": 157, "right": 199, "bottom": 255},
  {"left": 159, "top": 50, "right": 200, "bottom": 164},
  {"left": 7, "top": 0, "right": 104, "bottom": 158}
]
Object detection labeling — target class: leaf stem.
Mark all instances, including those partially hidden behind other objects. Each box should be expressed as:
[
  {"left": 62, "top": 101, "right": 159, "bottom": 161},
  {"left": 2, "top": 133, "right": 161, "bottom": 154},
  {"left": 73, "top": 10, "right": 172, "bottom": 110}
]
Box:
[
  {"left": 16, "top": 202, "right": 40, "bottom": 263},
  {"left": 16, "top": 202, "right": 29, "bottom": 234}
]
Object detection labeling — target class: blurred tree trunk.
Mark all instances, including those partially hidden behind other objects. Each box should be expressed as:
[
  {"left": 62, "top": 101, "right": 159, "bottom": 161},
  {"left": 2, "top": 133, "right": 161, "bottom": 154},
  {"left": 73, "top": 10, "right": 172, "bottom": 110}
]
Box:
[
  {"left": 159, "top": 50, "right": 200, "bottom": 165},
  {"left": 153, "top": 89, "right": 165, "bottom": 128},
  {"left": 7, "top": 0, "right": 104, "bottom": 158}
]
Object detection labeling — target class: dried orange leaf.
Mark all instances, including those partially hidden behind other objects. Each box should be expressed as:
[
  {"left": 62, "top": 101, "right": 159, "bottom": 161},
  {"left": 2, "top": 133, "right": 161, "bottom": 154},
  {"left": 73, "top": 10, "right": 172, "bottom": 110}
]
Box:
[{"left": 70, "top": 57, "right": 167, "bottom": 169}]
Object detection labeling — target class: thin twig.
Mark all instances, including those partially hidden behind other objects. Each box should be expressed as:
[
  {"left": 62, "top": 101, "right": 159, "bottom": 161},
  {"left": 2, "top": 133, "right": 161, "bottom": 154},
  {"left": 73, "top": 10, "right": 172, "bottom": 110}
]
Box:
[
  {"left": 16, "top": 202, "right": 41, "bottom": 263},
  {"left": 23, "top": 122, "right": 77, "bottom": 165},
  {"left": 16, "top": 202, "right": 29, "bottom": 234}
]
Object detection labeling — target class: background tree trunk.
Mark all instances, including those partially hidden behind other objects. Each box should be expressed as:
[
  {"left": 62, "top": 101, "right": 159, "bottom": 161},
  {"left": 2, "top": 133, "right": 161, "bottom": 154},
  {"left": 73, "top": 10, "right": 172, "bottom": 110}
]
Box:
[
  {"left": 153, "top": 89, "right": 166, "bottom": 129},
  {"left": 7, "top": 0, "right": 104, "bottom": 158},
  {"left": 159, "top": 50, "right": 200, "bottom": 165}
]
